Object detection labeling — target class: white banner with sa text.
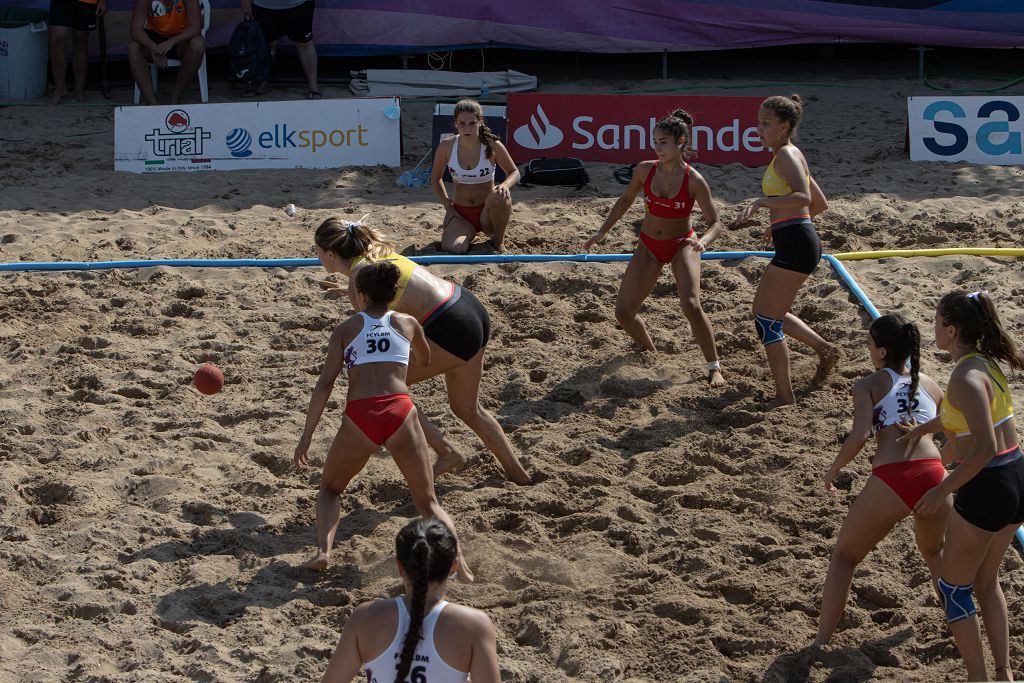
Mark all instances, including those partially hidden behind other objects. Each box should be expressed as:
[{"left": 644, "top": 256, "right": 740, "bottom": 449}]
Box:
[
  {"left": 908, "top": 96, "right": 1024, "bottom": 165},
  {"left": 115, "top": 97, "right": 400, "bottom": 173}
]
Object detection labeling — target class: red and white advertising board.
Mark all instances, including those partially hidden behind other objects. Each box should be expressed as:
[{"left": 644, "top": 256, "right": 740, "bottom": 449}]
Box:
[{"left": 508, "top": 94, "right": 770, "bottom": 166}]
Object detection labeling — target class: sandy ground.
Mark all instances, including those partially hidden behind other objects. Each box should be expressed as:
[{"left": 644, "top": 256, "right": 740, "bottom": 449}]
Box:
[{"left": 1, "top": 63, "right": 1023, "bottom": 682}]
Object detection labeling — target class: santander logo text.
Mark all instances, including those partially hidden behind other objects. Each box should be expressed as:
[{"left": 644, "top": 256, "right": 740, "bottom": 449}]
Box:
[
  {"left": 508, "top": 94, "right": 772, "bottom": 166},
  {"left": 513, "top": 105, "right": 564, "bottom": 150}
]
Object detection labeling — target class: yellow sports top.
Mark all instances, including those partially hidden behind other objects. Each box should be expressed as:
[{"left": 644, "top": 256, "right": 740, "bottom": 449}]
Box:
[
  {"left": 762, "top": 156, "right": 809, "bottom": 197},
  {"left": 351, "top": 253, "right": 417, "bottom": 305},
  {"left": 940, "top": 352, "right": 1015, "bottom": 437}
]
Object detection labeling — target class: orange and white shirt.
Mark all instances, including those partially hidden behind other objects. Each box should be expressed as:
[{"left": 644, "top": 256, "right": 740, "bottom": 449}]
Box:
[{"left": 146, "top": 0, "right": 189, "bottom": 37}]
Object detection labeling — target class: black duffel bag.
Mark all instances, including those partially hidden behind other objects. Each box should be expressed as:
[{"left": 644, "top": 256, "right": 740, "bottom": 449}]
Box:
[{"left": 519, "top": 157, "right": 589, "bottom": 189}]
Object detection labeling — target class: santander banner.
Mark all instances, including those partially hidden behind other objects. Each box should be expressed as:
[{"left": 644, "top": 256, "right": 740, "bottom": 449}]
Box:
[{"left": 507, "top": 94, "right": 770, "bottom": 166}]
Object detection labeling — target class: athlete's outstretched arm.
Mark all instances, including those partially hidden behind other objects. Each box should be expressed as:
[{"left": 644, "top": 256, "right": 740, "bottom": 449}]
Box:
[
  {"left": 294, "top": 322, "right": 349, "bottom": 467},
  {"left": 584, "top": 161, "right": 651, "bottom": 250},
  {"left": 823, "top": 378, "right": 874, "bottom": 490}
]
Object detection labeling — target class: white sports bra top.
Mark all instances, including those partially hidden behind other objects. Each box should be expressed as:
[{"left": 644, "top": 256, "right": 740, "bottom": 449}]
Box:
[
  {"left": 364, "top": 599, "right": 468, "bottom": 683},
  {"left": 447, "top": 136, "right": 494, "bottom": 185},
  {"left": 871, "top": 368, "right": 938, "bottom": 436},
  {"left": 343, "top": 312, "right": 411, "bottom": 369}
]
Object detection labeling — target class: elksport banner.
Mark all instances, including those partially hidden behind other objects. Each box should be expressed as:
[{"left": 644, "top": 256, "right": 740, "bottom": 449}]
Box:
[
  {"left": 507, "top": 94, "right": 771, "bottom": 167},
  {"left": 114, "top": 97, "right": 401, "bottom": 173}
]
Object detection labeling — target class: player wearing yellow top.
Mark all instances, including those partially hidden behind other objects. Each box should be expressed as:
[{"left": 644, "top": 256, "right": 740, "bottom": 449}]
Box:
[
  {"left": 900, "top": 291, "right": 1024, "bottom": 681},
  {"left": 731, "top": 94, "right": 839, "bottom": 406}
]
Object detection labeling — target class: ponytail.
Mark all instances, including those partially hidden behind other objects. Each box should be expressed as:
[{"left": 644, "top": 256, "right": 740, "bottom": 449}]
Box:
[
  {"left": 393, "top": 518, "right": 458, "bottom": 682},
  {"left": 905, "top": 322, "right": 921, "bottom": 419},
  {"left": 396, "top": 538, "right": 430, "bottom": 682},
  {"left": 938, "top": 291, "right": 1024, "bottom": 371},
  {"left": 314, "top": 216, "right": 394, "bottom": 262}
]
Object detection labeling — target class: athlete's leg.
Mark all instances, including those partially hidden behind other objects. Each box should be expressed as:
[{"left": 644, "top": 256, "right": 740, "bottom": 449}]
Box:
[
  {"left": 670, "top": 244, "right": 724, "bottom": 385},
  {"left": 911, "top": 487, "right": 952, "bottom": 599},
  {"left": 752, "top": 264, "right": 808, "bottom": 404},
  {"left": 972, "top": 524, "right": 1019, "bottom": 681},
  {"left": 405, "top": 339, "right": 469, "bottom": 475},
  {"left": 385, "top": 406, "right": 474, "bottom": 581},
  {"left": 171, "top": 35, "right": 205, "bottom": 104},
  {"left": 940, "top": 510, "right": 1001, "bottom": 681},
  {"left": 815, "top": 476, "right": 908, "bottom": 645},
  {"left": 441, "top": 209, "right": 477, "bottom": 254},
  {"left": 480, "top": 187, "right": 512, "bottom": 250},
  {"left": 300, "top": 416, "right": 376, "bottom": 570},
  {"left": 444, "top": 348, "right": 530, "bottom": 484},
  {"left": 615, "top": 245, "right": 663, "bottom": 352},
  {"left": 49, "top": 26, "right": 71, "bottom": 105},
  {"left": 70, "top": 29, "right": 89, "bottom": 100}
]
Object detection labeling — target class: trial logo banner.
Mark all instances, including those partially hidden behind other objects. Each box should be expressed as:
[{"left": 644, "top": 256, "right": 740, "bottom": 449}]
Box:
[
  {"left": 908, "top": 96, "right": 1023, "bottom": 165},
  {"left": 507, "top": 94, "right": 770, "bottom": 166},
  {"left": 115, "top": 97, "right": 401, "bottom": 172}
]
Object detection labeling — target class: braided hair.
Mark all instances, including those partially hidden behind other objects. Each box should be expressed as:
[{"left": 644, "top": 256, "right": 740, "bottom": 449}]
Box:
[
  {"left": 655, "top": 108, "right": 695, "bottom": 158},
  {"left": 453, "top": 99, "right": 499, "bottom": 160},
  {"left": 869, "top": 313, "right": 921, "bottom": 419},
  {"left": 314, "top": 217, "right": 394, "bottom": 263},
  {"left": 938, "top": 291, "right": 1024, "bottom": 371},
  {"left": 394, "top": 518, "right": 458, "bottom": 682}
]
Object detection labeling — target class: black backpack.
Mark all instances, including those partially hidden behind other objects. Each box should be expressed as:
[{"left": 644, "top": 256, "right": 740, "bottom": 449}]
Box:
[
  {"left": 228, "top": 19, "right": 270, "bottom": 85},
  {"left": 519, "top": 157, "right": 589, "bottom": 189}
]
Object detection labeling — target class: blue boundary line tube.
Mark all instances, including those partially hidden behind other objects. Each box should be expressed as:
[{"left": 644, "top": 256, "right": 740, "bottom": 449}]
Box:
[{"left": 4, "top": 250, "right": 1019, "bottom": 545}]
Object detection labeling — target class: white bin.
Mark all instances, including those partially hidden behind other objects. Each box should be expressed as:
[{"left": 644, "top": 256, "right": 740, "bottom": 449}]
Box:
[{"left": 0, "top": 9, "right": 49, "bottom": 100}]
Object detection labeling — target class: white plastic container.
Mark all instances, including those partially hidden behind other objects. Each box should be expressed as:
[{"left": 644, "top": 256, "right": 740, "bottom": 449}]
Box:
[{"left": 0, "top": 9, "right": 49, "bottom": 100}]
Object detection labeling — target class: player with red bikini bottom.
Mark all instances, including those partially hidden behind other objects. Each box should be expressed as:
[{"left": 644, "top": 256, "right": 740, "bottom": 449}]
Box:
[
  {"left": 815, "top": 314, "right": 951, "bottom": 646},
  {"left": 292, "top": 260, "right": 473, "bottom": 580},
  {"left": 584, "top": 108, "right": 726, "bottom": 386}
]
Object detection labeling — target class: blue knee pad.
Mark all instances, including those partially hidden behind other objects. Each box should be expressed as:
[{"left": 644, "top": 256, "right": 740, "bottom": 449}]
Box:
[
  {"left": 938, "top": 578, "right": 977, "bottom": 623},
  {"left": 754, "top": 314, "right": 785, "bottom": 346}
]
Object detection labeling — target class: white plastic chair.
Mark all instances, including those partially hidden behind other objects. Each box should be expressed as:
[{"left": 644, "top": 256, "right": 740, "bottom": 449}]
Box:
[{"left": 133, "top": 0, "right": 210, "bottom": 104}]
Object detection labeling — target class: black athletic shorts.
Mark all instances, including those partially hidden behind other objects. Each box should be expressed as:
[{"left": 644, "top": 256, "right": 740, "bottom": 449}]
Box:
[
  {"left": 422, "top": 285, "right": 491, "bottom": 362},
  {"left": 253, "top": 0, "right": 314, "bottom": 44},
  {"left": 143, "top": 29, "right": 184, "bottom": 58},
  {"left": 49, "top": 0, "right": 97, "bottom": 32},
  {"left": 954, "top": 450, "right": 1024, "bottom": 532},
  {"left": 770, "top": 217, "right": 822, "bottom": 275}
]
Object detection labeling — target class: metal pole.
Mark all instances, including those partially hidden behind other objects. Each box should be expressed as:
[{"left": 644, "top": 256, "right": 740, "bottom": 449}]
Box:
[{"left": 661, "top": 49, "right": 668, "bottom": 80}]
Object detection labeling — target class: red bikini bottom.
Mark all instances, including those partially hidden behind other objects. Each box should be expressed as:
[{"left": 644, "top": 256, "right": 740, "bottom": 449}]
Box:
[
  {"left": 345, "top": 393, "right": 414, "bottom": 446},
  {"left": 639, "top": 230, "right": 694, "bottom": 264},
  {"left": 872, "top": 458, "right": 946, "bottom": 509},
  {"left": 452, "top": 202, "right": 484, "bottom": 232}
]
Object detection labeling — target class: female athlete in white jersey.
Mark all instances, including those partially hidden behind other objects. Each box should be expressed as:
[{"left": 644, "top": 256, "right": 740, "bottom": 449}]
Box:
[
  {"left": 431, "top": 99, "right": 519, "bottom": 253},
  {"left": 815, "top": 313, "right": 949, "bottom": 645},
  {"left": 294, "top": 261, "right": 471, "bottom": 580},
  {"left": 321, "top": 518, "right": 499, "bottom": 683}
]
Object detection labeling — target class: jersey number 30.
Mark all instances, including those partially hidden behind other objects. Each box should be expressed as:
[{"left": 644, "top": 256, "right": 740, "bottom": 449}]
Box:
[{"left": 367, "top": 338, "right": 391, "bottom": 354}]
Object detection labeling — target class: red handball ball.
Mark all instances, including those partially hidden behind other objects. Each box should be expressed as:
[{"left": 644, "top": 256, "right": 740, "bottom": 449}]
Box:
[{"left": 194, "top": 363, "right": 224, "bottom": 395}]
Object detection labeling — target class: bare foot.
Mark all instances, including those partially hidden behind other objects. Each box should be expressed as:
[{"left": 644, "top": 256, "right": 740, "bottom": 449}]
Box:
[
  {"left": 455, "top": 560, "right": 475, "bottom": 583},
  {"left": 299, "top": 551, "right": 329, "bottom": 570},
  {"left": 47, "top": 86, "right": 68, "bottom": 106},
  {"left": 708, "top": 368, "right": 726, "bottom": 387},
  {"left": 433, "top": 447, "right": 468, "bottom": 479},
  {"left": 500, "top": 459, "right": 532, "bottom": 486},
  {"left": 489, "top": 240, "right": 505, "bottom": 253},
  {"left": 765, "top": 395, "right": 796, "bottom": 410},
  {"left": 813, "top": 344, "right": 840, "bottom": 383}
]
